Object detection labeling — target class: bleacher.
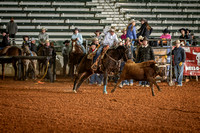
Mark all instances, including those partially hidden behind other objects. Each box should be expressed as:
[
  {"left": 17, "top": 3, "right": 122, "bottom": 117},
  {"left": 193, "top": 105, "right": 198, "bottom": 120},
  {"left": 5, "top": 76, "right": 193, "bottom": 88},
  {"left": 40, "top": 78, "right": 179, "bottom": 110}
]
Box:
[{"left": 0, "top": 0, "right": 199, "bottom": 46}]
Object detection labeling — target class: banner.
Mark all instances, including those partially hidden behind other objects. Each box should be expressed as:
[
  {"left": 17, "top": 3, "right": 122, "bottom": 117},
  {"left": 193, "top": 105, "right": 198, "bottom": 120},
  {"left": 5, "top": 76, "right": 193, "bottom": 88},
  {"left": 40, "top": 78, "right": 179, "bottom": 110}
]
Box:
[{"left": 183, "top": 47, "right": 200, "bottom": 76}]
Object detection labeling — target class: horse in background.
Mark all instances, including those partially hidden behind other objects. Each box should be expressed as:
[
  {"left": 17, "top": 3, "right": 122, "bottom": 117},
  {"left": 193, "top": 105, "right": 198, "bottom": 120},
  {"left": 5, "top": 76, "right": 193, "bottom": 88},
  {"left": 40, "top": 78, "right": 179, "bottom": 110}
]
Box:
[
  {"left": 72, "top": 46, "right": 128, "bottom": 94},
  {"left": 22, "top": 45, "right": 37, "bottom": 80},
  {"left": 69, "top": 39, "right": 85, "bottom": 78},
  {"left": 0, "top": 46, "right": 23, "bottom": 80}
]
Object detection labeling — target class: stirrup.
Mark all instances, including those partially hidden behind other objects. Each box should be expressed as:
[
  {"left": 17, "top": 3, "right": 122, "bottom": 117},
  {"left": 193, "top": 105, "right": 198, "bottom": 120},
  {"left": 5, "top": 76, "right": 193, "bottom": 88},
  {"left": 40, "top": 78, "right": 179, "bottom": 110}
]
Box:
[{"left": 91, "top": 63, "right": 98, "bottom": 71}]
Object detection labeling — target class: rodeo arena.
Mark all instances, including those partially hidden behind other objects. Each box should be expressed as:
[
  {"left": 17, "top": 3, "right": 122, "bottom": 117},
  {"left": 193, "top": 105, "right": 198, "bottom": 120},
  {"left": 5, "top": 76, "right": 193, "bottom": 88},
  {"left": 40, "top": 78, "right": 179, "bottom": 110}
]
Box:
[{"left": 0, "top": 0, "right": 200, "bottom": 132}]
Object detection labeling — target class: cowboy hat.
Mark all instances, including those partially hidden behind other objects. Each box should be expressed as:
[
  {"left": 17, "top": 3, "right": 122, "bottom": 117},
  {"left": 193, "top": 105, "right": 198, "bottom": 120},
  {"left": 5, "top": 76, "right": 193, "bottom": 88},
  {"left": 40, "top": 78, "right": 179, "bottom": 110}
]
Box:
[
  {"left": 138, "top": 35, "right": 144, "bottom": 40},
  {"left": 72, "top": 27, "right": 80, "bottom": 32},
  {"left": 175, "top": 40, "right": 180, "bottom": 44},
  {"left": 121, "top": 28, "right": 126, "bottom": 33},
  {"left": 185, "top": 28, "right": 191, "bottom": 33},
  {"left": 143, "top": 37, "right": 148, "bottom": 41},
  {"left": 129, "top": 19, "right": 136, "bottom": 24},
  {"left": 125, "top": 37, "right": 130, "bottom": 41},
  {"left": 41, "top": 27, "right": 47, "bottom": 31},
  {"left": 94, "top": 30, "right": 101, "bottom": 34},
  {"left": 140, "top": 18, "right": 147, "bottom": 22},
  {"left": 31, "top": 37, "right": 36, "bottom": 41},
  {"left": 92, "top": 37, "right": 98, "bottom": 42},
  {"left": 63, "top": 40, "right": 70, "bottom": 44},
  {"left": 45, "top": 40, "right": 50, "bottom": 43},
  {"left": 163, "top": 28, "right": 170, "bottom": 34},
  {"left": 109, "top": 28, "right": 115, "bottom": 32},
  {"left": 179, "top": 28, "right": 186, "bottom": 33}
]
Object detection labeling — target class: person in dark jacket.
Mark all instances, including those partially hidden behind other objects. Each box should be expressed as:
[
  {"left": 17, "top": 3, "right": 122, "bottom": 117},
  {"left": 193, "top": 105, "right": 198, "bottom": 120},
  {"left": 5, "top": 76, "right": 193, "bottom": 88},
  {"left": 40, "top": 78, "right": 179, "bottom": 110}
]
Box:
[
  {"left": 30, "top": 37, "right": 37, "bottom": 53},
  {"left": 179, "top": 28, "right": 189, "bottom": 46},
  {"left": 42, "top": 40, "right": 56, "bottom": 82},
  {"left": 6, "top": 17, "right": 18, "bottom": 45},
  {"left": 62, "top": 40, "right": 71, "bottom": 76},
  {"left": 137, "top": 18, "right": 153, "bottom": 39},
  {"left": 171, "top": 40, "right": 186, "bottom": 86},
  {"left": 136, "top": 37, "right": 155, "bottom": 87},
  {"left": 0, "top": 31, "right": 10, "bottom": 50}
]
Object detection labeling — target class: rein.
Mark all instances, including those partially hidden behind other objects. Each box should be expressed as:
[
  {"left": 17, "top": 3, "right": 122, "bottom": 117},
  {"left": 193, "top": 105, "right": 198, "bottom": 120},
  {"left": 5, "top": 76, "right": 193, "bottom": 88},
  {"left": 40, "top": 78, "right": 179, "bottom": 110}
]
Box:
[{"left": 105, "top": 53, "right": 119, "bottom": 64}]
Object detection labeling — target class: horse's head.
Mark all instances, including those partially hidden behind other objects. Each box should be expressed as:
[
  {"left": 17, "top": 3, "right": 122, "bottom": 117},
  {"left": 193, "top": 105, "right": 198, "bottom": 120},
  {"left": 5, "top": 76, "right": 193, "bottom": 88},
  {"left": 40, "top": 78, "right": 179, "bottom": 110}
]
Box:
[
  {"left": 116, "top": 46, "right": 128, "bottom": 61},
  {"left": 23, "top": 45, "right": 31, "bottom": 56}
]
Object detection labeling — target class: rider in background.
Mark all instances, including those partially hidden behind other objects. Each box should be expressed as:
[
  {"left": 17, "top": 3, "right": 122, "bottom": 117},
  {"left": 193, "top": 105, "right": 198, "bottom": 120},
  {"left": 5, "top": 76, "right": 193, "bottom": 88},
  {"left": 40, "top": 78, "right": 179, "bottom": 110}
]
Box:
[
  {"left": 120, "top": 28, "right": 127, "bottom": 41},
  {"left": 126, "top": 19, "right": 137, "bottom": 45},
  {"left": 0, "top": 31, "right": 10, "bottom": 50},
  {"left": 30, "top": 37, "right": 37, "bottom": 54},
  {"left": 38, "top": 27, "right": 49, "bottom": 51},
  {"left": 71, "top": 27, "right": 86, "bottom": 53},
  {"left": 94, "top": 30, "right": 103, "bottom": 44},
  {"left": 62, "top": 40, "right": 71, "bottom": 77}
]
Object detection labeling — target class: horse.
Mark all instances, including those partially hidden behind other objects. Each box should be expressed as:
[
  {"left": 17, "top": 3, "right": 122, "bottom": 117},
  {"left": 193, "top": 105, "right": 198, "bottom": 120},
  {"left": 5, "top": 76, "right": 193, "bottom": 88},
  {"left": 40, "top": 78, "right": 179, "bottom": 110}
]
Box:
[
  {"left": 37, "top": 45, "right": 45, "bottom": 77},
  {"left": 22, "top": 45, "right": 37, "bottom": 80},
  {"left": 72, "top": 46, "right": 128, "bottom": 94},
  {"left": 68, "top": 39, "right": 85, "bottom": 78},
  {"left": 0, "top": 46, "right": 23, "bottom": 80}
]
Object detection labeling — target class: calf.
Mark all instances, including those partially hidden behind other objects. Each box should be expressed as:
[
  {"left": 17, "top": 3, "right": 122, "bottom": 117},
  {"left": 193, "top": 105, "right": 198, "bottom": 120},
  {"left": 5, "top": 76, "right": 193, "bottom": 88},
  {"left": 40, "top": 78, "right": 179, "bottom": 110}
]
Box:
[{"left": 111, "top": 60, "right": 164, "bottom": 96}]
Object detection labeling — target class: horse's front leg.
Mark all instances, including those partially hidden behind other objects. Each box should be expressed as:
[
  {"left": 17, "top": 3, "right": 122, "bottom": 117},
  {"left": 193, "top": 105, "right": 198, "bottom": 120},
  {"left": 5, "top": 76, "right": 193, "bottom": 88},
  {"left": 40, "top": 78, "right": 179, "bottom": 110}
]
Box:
[
  {"left": 103, "top": 70, "right": 108, "bottom": 94},
  {"left": 73, "top": 72, "right": 86, "bottom": 93}
]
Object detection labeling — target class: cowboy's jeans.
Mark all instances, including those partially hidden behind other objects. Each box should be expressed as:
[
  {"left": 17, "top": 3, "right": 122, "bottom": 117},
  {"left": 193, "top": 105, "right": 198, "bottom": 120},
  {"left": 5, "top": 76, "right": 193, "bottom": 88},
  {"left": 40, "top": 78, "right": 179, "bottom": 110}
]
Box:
[
  {"left": 93, "top": 45, "right": 103, "bottom": 62},
  {"left": 80, "top": 45, "right": 86, "bottom": 54},
  {"left": 174, "top": 63, "right": 184, "bottom": 85},
  {"left": 90, "top": 74, "right": 103, "bottom": 84}
]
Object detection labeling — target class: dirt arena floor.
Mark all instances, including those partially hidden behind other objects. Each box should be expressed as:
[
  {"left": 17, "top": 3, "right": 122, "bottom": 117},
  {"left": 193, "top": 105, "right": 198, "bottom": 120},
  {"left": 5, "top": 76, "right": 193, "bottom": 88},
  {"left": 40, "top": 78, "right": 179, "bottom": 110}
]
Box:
[{"left": 0, "top": 77, "right": 199, "bottom": 133}]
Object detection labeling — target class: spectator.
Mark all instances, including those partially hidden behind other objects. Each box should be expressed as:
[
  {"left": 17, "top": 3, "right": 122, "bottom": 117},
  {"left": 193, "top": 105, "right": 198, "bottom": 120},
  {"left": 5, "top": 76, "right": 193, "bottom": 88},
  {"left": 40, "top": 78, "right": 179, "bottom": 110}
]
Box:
[
  {"left": 22, "top": 36, "right": 33, "bottom": 56},
  {"left": 126, "top": 19, "right": 137, "bottom": 44},
  {"left": 38, "top": 27, "right": 49, "bottom": 51},
  {"left": 0, "top": 31, "right": 10, "bottom": 50},
  {"left": 30, "top": 38, "right": 37, "bottom": 54},
  {"left": 120, "top": 28, "right": 127, "bottom": 40},
  {"left": 136, "top": 37, "right": 155, "bottom": 87},
  {"left": 71, "top": 27, "right": 86, "bottom": 53},
  {"left": 62, "top": 40, "right": 72, "bottom": 77},
  {"left": 186, "top": 28, "right": 192, "bottom": 45},
  {"left": 170, "top": 40, "right": 186, "bottom": 86},
  {"left": 137, "top": 18, "right": 153, "bottom": 39},
  {"left": 159, "top": 28, "right": 171, "bottom": 47},
  {"left": 94, "top": 30, "right": 103, "bottom": 43},
  {"left": 191, "top": 33, "right": 198, "bottom": 46},
  {"left": 6, "top": 17, "right": 18, "bottom": 45},
  {"left": 179, "top": 28, "right": 189, "bottom": 46}
]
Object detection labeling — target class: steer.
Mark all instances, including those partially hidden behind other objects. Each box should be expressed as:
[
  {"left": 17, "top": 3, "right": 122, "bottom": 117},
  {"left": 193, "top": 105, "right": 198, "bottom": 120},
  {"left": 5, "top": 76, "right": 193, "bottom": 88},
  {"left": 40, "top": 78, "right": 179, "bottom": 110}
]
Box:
[{"left": 111, "top": 60, "right": 165, "bottom": 96}]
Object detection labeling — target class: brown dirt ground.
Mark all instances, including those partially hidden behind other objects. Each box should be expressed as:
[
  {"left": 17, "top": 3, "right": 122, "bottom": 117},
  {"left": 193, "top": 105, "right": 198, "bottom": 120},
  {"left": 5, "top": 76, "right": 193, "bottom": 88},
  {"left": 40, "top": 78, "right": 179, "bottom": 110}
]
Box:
[{"left": 0, "top": 77, "right": 199, "bottom": 133}]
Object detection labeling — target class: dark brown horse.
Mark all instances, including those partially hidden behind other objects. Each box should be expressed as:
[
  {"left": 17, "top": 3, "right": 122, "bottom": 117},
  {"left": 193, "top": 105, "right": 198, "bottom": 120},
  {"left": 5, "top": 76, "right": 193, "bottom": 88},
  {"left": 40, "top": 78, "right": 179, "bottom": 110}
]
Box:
[
  {"left": 69, "top": 39, "right": 85, "bottom": 78},
  {"left": 0, "top": 46, "right": 23, "bottom": 80},
  {"left": 72, "top": 46, "right": 128, "bottom": 94}
]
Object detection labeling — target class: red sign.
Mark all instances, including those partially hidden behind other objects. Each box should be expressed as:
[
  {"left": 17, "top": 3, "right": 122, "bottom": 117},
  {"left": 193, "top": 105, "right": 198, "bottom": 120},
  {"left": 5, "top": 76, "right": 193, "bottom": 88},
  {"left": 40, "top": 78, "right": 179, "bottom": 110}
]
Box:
[{"left": 182, "top": 47, "right": 200, "bottom": 76}]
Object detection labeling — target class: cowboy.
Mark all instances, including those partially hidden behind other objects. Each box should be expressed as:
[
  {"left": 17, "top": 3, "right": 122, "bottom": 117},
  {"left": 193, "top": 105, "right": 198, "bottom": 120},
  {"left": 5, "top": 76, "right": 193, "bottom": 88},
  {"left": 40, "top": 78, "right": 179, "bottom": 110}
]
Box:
[
  {"left": 137, "top": 18, "right": 153, "bottom": 39},
  {"left": 6, "top": 17, "right": 18, "bottom": 45},
  {"left": 120, "top": 28, "right": 127, "bottom": 40},
  {"left": 179, "top": 28, "right": 189, "bottom": 46},
  {"left": 62, "top": 40, "right": 71, "bottom": 76},
  {"left": 0, "top": 30, "right": 10, "bottom": 50},
  {"left": 38, "top": 27, "right": 49, "bottom": 51},
  {"left": 136, "top": 37, "right": 155, "bottom": 87},
  {"left": 71, "top": 27, "right": 86, "bottom": 53},
  {"left": 92, "top": 28, "right": 119, "bottom": 70},
  {"left": 30, "top": 37, "right": 37, "bottom": 54},
  {"left": 94, "top": 30, "right": 103, "bottom": 43}
]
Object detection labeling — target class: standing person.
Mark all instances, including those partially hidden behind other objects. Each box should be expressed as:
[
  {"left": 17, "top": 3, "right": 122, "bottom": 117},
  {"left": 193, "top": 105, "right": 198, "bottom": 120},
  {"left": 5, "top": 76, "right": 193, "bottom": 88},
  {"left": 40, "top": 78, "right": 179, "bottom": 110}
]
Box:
[
  {"left": 159, "top": 28, "right": 171, "bottom": 47},
  {"left": 62, "top": 40, "right": 72, "bottom": 77},
  {"left": 179, "top": 28, "right": 188, "bottom": 46},
  {"left": 136, "top": 37, "right": 155, "bottom": 87},
  {"left": 126, "top": 19, "right": 137, "bottom": 44},
  {"left": 6, "top": 17, "right": 18, "bottom": 45},
  {"left": 38, "top": 27, "right": 49, "bottom": 51},
  {"left": 137, "top": 18, "right": 153, "bottom": 39},
  {"left": 169, "top": 40, "right": 186, "bottom": 86},
  {"left": 120, "top": 28, "right": 127, "bottom": 41},
  {"left": 42, "top": 40, "right": 56, "bottom": 82},
  {"left": 71, "top": 27, "right": 86, "bottom": 53}
]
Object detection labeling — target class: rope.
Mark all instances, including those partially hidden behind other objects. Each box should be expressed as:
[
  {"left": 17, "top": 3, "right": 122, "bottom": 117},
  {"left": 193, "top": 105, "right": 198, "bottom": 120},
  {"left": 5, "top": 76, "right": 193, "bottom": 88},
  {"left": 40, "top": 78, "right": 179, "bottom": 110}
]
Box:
[{"left": 35, "top": 61, "right": 49, "bottom": 84}]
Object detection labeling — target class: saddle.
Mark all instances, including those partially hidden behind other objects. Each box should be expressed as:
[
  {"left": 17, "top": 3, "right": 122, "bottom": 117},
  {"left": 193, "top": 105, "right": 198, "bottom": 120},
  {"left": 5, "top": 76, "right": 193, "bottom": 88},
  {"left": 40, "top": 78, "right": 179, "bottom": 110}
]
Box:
[{"left": 0, "top": 46, "right": 11, "bottom": 55}]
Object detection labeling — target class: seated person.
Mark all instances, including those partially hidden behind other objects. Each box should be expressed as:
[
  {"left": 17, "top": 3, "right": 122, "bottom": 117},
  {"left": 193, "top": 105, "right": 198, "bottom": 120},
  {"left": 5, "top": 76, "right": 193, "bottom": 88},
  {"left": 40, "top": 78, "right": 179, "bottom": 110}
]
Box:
[
  {"left": 94, "top": 30, "right": 103, "bottom": 44},
  {"left": 159, "top": 28, "right": 171, "bottom": 47},
  {"left": 179, "top": 28, "right": 189, "bottom": 46},
  {"left": 30, "top": 37, "right": 37, "bottom": 54},
  {"left": 38, "top": 27, "right": 49, "bottom": 51},
  {"left": 0, "top": 31, "right": 10, "bottom": 50},
  {"left": 120, "top": 28, "right": 127, "bottom": 40}
]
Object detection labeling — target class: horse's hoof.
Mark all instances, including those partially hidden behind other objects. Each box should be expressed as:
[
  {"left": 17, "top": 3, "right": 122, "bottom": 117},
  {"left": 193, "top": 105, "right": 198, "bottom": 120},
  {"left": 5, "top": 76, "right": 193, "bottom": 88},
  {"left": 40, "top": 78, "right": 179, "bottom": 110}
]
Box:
[
  {"left": 73, "top": 90, "right": 77, "bottom": 93},
  {"left": 103, "top": 91, "right": 107, "bottom": 95},
  {"left": 111, "top": 89, "right": 115, "bottom": 93}
]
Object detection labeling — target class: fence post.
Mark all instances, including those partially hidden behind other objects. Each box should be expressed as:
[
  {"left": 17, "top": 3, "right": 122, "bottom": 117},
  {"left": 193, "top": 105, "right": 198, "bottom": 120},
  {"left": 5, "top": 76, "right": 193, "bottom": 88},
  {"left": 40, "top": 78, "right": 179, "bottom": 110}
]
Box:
[
  {"left": 169, "top": 39, "right": 174, "bottom": 86},
  {"left": 18, "top": 58, "right": 22, "bottom": 80}
]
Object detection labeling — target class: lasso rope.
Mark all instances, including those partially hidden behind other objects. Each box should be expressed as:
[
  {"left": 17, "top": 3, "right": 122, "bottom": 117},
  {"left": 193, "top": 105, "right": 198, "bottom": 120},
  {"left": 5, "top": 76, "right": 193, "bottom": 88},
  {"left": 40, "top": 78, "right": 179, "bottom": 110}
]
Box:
[{"left": 35, "top": 61, "right": 49, "bottom": 84}]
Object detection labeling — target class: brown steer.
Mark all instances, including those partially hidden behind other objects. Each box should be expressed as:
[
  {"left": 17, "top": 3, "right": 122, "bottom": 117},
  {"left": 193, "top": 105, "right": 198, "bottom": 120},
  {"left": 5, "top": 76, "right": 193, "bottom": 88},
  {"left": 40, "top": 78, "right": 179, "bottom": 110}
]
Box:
[{"left": 111, "top": 60, "right": 164, "bottom": 96}]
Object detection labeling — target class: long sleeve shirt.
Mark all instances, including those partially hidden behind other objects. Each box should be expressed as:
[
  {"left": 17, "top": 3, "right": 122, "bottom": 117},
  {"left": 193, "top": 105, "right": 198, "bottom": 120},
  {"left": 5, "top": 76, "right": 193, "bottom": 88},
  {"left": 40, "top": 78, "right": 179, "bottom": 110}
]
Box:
[
  {"left": 38, "top": 32, "right": 49, "bottom": 44},
  {"left": 6, "top": 21, "right": 18, "bottom": 34},
  {"left": 126, "top": 24, "right": 137, "bottom": 40},
  {"left": 71, "top": 33, "right": 83, "bottom": 45},
  {"left": 103, "top": 32, "right": 118, "bottom": 47},
  {"left": 171, "top": 47, "right": 186, "bottom": 65}
]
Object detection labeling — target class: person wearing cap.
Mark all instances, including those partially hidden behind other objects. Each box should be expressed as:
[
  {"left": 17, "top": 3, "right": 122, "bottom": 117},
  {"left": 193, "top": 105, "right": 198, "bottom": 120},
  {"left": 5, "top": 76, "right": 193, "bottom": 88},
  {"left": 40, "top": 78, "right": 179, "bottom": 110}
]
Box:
[
  {"left": 120, "top": 28, "right": 127, "bottom": 40},
  {"left": 22, "top": 36, "right": 34, "bottom": 56},
  {"left": 136, "top": 37, "right": 155, "bottom": 87},
  {"left": 38, "top": 27, "right": 49, "bottom": 51},
  {"left": 62, "top": 40, "right": 72, "bottom": 76},
  {"left": 6, "top": 17, "right": 18, "bottom": 45},
  {"left": 71, "top": 27, "right": 86, "bottom": 53},
  {"left": 126, "top": 19, "right": 137, "bottom": 44},
  {"left": 159, "top": 28, "right": 171, "bottom": 47},
  {"left": 94, "top": 30, "right": 103, "bottom": 43},
  {"left": 137, "top": 18, "right": 152, "bottom": 39},
  {"left": 0, "top": 30, "right": 10, "bottom": 50},
  {"left": 179, "top": 28, "right": 189, "bottom": 46},
  {"left": 168, "top": 40, "right": 186, "bottom": 86},
  {"left": 30, "top": 37, "right": 37, "bottom": 53}
]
